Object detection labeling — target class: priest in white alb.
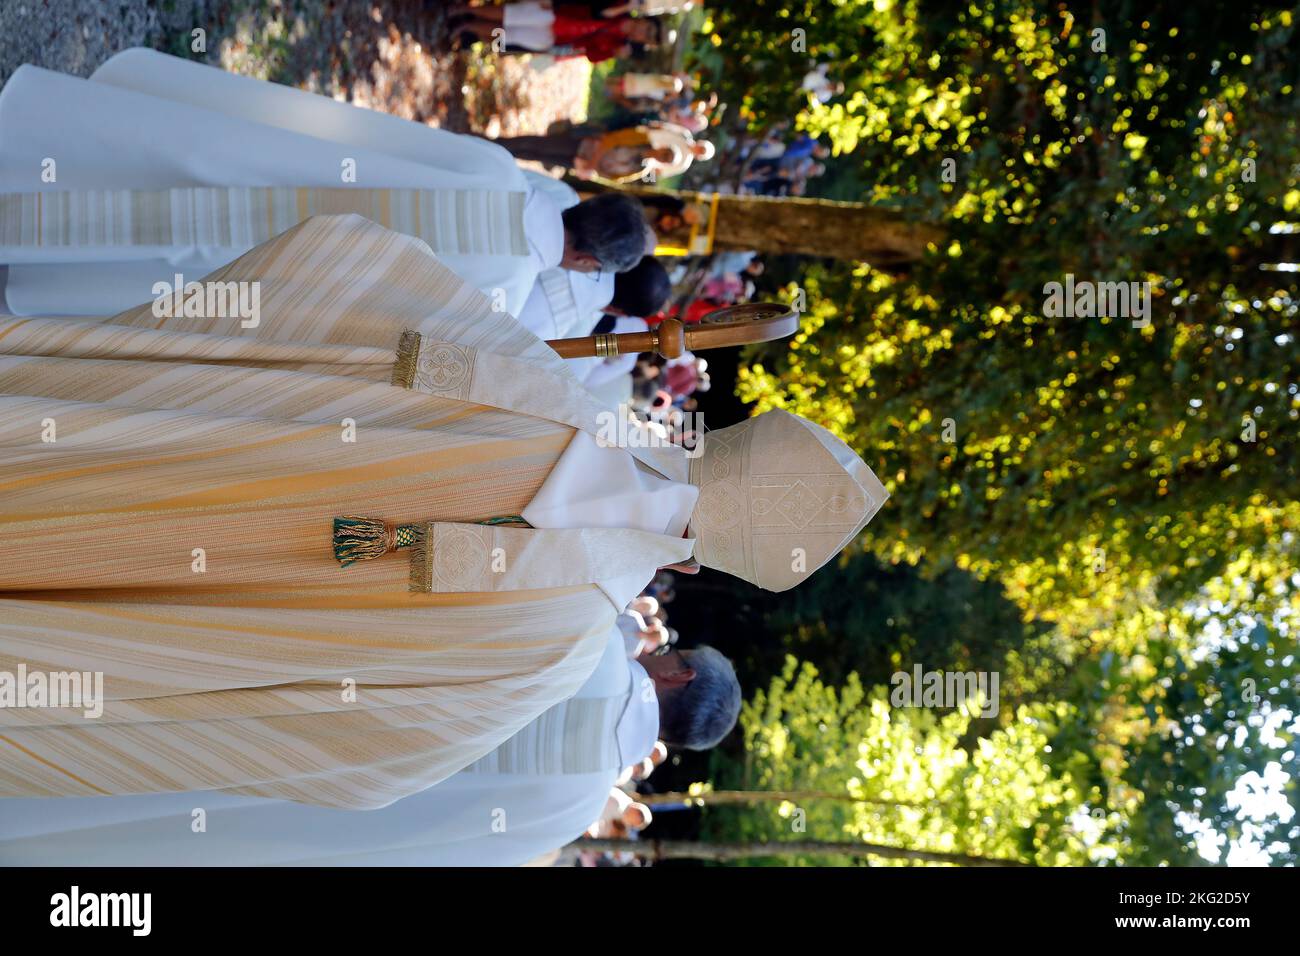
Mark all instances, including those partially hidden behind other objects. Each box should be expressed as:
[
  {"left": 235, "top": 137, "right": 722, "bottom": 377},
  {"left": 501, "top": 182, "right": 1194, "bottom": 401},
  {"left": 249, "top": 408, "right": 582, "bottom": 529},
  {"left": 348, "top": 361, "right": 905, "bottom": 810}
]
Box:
[
  {"left": 0, "top": 49, "right": 648, "bottom": 319},
  {"left": 0, "top": 618, "right": 739, "bottom": 866}
]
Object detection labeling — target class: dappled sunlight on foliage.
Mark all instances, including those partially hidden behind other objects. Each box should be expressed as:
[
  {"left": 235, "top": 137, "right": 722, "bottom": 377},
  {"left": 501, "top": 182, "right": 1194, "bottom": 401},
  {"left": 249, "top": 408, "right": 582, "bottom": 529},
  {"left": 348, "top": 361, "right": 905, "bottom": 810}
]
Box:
[
  {"left": 701, "top": 0, "right": 1299, "bottom": 864},
  {"left": 709, "top": 657, "right": 1117, "bottom": 865}
]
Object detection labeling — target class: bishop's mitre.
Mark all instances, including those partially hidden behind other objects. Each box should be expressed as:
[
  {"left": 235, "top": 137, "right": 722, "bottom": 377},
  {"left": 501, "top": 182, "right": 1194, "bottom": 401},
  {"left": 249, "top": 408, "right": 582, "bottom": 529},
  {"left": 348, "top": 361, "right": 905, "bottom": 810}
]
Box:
[{"left": 687, "top": 409, "right": 888, "bottom": 591}]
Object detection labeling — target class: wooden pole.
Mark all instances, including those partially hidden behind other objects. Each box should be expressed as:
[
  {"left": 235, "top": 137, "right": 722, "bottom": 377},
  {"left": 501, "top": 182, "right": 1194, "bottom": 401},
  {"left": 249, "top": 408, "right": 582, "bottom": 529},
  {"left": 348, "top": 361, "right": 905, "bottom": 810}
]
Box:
[
  {"left": 564, "top": 838, "right": 1030, "bottom": 866},
  {"left": 639, "top": 789, "right": 927, "bottom": 809},
  {"left": 564, "top": 177, "right": 945, "bottom": 263}
]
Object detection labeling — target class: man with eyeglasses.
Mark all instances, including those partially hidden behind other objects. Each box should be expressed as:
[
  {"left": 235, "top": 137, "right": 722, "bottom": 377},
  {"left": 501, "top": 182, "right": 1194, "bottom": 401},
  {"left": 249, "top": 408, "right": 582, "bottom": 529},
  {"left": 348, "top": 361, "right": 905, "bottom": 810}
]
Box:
[{"left": 515, "top": 205, "right": 666, "bottom": 349}]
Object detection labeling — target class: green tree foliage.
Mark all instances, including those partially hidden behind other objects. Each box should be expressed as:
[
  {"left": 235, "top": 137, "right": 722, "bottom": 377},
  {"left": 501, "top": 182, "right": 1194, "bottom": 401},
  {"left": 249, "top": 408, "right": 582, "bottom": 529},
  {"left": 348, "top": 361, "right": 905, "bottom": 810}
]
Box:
[
  {"left": 731, "top": 0, "right": 1299, "bottom": 621},
  {"left": 708, "top": 622, "right": 1296, "bottom": 865},
  {"left": 705, "top": 657, "right": 1117, "bottom": 865},
  {"left": 763, "top": 552, "right": 1059, "bottom": 700},
  {"left": 1046, "top": 563, "right": 1299, "bottom": 865},
  {"left": 690, "top": 0, "right": 1299, "bottom": 865},
  {"left": 687, "top": 1, "right": 884, "bottom": 131}
]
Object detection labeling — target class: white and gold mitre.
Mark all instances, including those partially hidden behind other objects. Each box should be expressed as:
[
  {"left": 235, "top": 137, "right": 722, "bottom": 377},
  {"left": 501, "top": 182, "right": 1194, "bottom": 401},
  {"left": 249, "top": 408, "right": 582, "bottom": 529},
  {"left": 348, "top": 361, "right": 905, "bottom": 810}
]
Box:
[{"left": 687, "top": 410, "right": 888, "bottom": 591}]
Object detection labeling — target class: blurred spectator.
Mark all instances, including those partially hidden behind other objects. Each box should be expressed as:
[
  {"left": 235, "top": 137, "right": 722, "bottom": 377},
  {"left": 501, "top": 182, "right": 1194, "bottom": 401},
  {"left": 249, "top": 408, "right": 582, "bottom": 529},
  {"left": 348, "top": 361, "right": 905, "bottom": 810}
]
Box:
[
  {"left": 802, "top": 63, "right": 845, "bottom": 103},
  {"left": 709, "top": 250, "right": 759, "bottom": 277},
  {"left": 587, "top": 0, "right": 694, "bottom": 13},
  {"left": 496, "top": 122, "right": 711, "bottom": 182},
  {"left": 663, "top": 355, "right": 702, "bottom": 399},
  {"left": 451, "top": 4, "right": 670, "bottom": 62},
  {"left": 605, "top": 71, "right": 685, "bottom": 107},
  {"left": 585, "top": 787, "right": 653, "bottom": 838}
]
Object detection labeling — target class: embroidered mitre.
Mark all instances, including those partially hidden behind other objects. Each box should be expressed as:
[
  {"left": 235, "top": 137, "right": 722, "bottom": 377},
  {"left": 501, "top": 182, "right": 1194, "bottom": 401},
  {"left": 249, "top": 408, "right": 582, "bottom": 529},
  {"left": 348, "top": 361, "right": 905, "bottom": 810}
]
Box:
[{"left": 687, "top": 409, "right": 888, "bottom": 591}]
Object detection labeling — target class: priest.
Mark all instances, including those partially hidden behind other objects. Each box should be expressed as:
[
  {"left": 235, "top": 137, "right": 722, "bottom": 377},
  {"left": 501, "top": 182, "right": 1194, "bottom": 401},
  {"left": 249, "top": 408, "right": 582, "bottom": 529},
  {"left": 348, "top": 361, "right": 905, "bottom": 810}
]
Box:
[
  {"left": 511, "top": 170, "right": 616, "bottom": 341},
  {"left": 511, "top": 170, "right": 663, "bottom": 344},
  {"left": 0, "top": 622, "right": 739, "bottom": 866},
  {"left": 0, "top": 213, "right": 887, "bottom": 810},
  {"left": 0, "top": 48, "right": 646, "bottom": 318}
]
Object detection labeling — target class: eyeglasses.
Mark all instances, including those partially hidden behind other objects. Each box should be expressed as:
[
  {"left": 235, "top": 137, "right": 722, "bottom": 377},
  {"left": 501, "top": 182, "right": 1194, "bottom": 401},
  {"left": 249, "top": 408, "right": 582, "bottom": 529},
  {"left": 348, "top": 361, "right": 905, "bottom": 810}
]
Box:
[{"left": 650, "top": 644, "right": 686, "bottom": 666}]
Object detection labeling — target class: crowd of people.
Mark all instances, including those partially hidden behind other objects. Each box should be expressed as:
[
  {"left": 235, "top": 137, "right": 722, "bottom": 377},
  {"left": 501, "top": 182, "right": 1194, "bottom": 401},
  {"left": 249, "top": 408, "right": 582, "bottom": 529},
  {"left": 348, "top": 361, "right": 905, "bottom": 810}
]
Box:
[
  {"left": 440, "top": 1, "right": 741, "bottom": 466},
  {"left": 443, "top": 0, "right": 841, "bottom": 421},
  {"left": 735, "top": 129, "right": 831, "bottom": 196}
]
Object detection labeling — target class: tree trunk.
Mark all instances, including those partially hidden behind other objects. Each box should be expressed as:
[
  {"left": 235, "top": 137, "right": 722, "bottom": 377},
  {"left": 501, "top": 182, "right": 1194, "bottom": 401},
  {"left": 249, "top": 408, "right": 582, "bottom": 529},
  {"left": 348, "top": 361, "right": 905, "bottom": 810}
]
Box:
[
  {"left": 640, "top": 789, "right": 925, "bottom": 809},
  {"left": 567, "top": 179, "right": 945, "bottom": 264},
  {"left": 697, "top": 192, "right": 943, "bottom": 263},
  {"left": 563, "top": 838, "right": 1029, "bottom": 866}
]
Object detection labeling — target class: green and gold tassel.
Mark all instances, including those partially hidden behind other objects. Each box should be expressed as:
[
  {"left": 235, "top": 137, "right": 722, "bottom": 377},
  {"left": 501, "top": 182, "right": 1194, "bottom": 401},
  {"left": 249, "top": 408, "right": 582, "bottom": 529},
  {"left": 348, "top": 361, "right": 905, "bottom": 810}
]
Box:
[
  {"left": 332, "top": 515, "right": 420, "bottom": 567},
  {"left": 334, "top": 513, "right": 533, "bottom": 574}
]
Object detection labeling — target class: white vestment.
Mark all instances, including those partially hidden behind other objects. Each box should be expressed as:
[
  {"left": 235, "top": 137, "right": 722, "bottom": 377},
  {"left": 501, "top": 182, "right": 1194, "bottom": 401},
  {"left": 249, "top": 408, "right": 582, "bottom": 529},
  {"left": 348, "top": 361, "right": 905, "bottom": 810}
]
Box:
[
  {"left": 524, "top": 432, "right": 695, "bottom": 540},
  {"left": 0, "top": 212, "right": 706, "bottom": 815},
  {"left": 0, "top": 50, "right": 560, "bottom": 317},
  {"left": 0, "top": 625, "right": 657, "bottom": 866},
  {"left": 572, "top": 315, "right": 649, "bottom": 392},
  {"left": 516, "top": 267, "right": 616, "bottom": 340},
  {"left": 512, "top": 172, "right": 616, "bottom": 341}
]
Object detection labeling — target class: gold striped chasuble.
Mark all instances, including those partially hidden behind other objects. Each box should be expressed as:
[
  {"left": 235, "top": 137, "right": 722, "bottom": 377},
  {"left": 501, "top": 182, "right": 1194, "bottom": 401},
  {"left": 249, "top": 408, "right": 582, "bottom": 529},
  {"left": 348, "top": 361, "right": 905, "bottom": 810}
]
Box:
[{"left": 0, "top": 214, "right": 690, "bottom": 810}]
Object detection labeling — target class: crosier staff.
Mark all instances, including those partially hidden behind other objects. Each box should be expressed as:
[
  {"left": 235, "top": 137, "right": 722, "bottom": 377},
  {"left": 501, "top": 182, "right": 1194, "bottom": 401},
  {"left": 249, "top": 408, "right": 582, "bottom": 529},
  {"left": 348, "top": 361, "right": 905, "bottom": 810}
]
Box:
[{"left": 544, "top": 302, "right": 799, "bottom": 360}]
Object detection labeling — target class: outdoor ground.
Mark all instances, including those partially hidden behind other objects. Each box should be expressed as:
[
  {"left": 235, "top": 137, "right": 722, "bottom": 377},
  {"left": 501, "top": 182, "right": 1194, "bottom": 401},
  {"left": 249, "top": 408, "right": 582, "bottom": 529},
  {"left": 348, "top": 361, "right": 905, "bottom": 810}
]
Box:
[{"left": 0, "top": 0, "right": 590, "bottom": 135}]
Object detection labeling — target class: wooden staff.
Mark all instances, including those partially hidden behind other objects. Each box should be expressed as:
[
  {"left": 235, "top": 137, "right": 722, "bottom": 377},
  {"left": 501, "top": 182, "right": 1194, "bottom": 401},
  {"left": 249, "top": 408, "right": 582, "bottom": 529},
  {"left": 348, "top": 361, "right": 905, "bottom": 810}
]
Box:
[{"left": 544, "top": 303, "right": 799, "bottom": 360}]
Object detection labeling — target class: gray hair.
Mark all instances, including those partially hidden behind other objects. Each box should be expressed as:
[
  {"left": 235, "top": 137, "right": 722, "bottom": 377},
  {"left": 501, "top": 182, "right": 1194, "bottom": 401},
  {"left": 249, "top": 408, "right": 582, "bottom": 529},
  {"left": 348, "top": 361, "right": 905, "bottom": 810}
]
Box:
[
  {"left": 561, "top": 194, "right": 647, "bottom": 274},
  {"left": 659, "top": 645, "right": 741, "bottom": 750}
]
